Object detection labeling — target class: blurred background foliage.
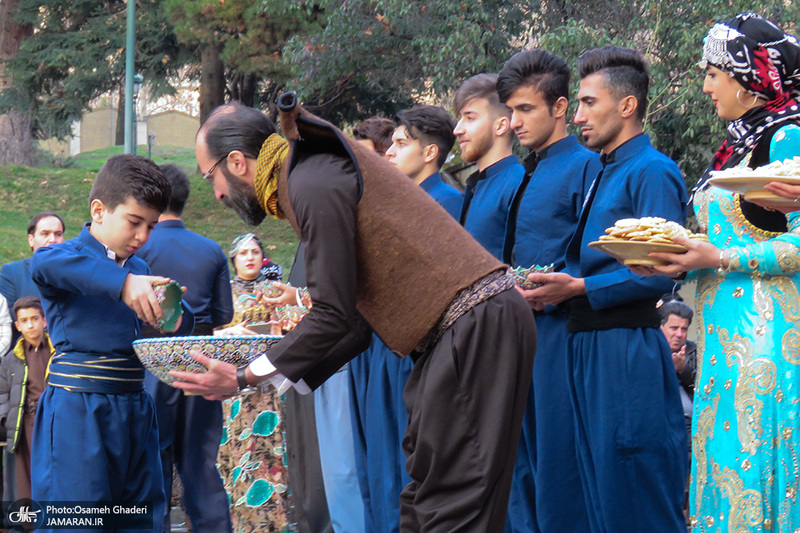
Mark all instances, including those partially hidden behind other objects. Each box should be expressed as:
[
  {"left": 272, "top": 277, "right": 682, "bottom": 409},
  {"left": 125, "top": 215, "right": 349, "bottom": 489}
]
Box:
[{"left": 3, "top": 0, "right": 800, "bottom": 182}]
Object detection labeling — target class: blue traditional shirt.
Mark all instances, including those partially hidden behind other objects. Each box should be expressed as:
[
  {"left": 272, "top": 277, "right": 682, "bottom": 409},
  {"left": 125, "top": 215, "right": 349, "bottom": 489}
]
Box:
[
  {"left": 31, "top": 224, "right": 194, "bottom": 392},
  {"left": 419, "top": 172, "right": 463, "bottom": 220},
  {"left": 565, "top": 134, "right": 688, "bottom": 309},
  {"left": 138, "top": 219, "right": 233, "bottom": 329},
  {"left": 460, "top": 155, "right": 525, "bottom": 260},
  {"left": 509, "top": 136, "right": 600, "bottom": 270}
]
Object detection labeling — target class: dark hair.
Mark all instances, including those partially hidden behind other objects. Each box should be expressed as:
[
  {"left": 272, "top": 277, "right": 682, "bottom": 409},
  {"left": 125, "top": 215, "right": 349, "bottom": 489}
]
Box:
[
  {"left": 353, "top": 117, "right": 395, "bottom": 155},
  {"left": 89, "top": 155, "right": 171, "bottom": 213},
  {"left": 659, "top": 300, "right": 694, "bottom": 325},
  {"left": 394, "top": 105, "right": 456, "bottom": 168},
  {"left": 14, "top": 295, "right": 44, "bottom": 317},
  {"left": 27, "top": 212, "right": 65, "bottom": 236},
  {"left": 497, "top": 49, "right": 571, "bottom": 108},
  {"left": 159, "top": 164, "right": 190, "bottom": 216},
  {"left": 453, "top": 74, "right": 510, "bottom": 117},
  {"left": 200, "top": 102, "right": 278, "bottom": 160},
  {"left": 578, "top": 46, "right": 649, "bottom": 121}
]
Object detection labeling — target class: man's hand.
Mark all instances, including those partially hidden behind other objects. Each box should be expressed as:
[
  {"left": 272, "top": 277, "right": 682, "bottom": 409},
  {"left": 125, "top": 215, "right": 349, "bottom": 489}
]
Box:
[
  {"left": 514, "top": 285, "right": 540, "bottom": 310},
  {"left": 258, "top": 281, "right": 299, "bottom": 308},
  {"left": 170, "top": 349, "right": 241, "bottom": 400},
  {"left": 524, "top": 272, "right": 586, "bottom": 310},
  {"left": 672, "top": 344, "right": 687, "bottom": 373},
  {"left": 122, "top": 274, "right": 169, "bottom": 326}
]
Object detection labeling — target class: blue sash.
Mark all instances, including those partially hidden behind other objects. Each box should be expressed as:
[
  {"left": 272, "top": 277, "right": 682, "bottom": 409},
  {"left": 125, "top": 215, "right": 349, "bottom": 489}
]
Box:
[{"left": 48, "top": 352, "right": 145, "bottom": 393}]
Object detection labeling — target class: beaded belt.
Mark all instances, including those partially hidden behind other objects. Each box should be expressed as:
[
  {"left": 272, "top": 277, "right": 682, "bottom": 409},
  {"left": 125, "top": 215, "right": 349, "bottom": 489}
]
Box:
[{"left": 413, "top": 269, "right": 514, "bottom": 355}]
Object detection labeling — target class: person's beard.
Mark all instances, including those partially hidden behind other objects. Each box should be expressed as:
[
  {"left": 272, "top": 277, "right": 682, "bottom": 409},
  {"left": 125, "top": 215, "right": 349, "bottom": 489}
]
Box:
[{"left": 221, "top": 167, "right": 267, "bottom": 226}]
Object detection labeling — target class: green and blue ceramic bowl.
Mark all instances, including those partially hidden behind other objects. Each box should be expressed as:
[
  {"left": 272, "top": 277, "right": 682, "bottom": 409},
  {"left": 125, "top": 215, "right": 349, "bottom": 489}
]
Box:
[{"left": 152, "top": 280, "right": 183, "bottom": 331}]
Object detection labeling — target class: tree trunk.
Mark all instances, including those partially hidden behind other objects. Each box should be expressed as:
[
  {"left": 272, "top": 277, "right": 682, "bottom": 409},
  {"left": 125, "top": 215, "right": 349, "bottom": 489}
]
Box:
[
  {"left": 115, "top": 83, "right": 126, "bottom": 146},
  {"left": 199, "top": 44, "right": 225, "bottom": 125},
  {"left": 0, "top": 0, "right": 33, "bottom": 165},
  {"left": 229, "top": 72, "right": 258, "bottom": 107}
]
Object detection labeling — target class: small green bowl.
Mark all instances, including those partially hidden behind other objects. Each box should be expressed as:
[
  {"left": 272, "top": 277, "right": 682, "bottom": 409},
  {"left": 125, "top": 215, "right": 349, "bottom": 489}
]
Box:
[
  {"left": 508, "top": 263, "right": 555, "bottom": 290},
  {"left": 152, "top": 280, "right": 183, "bottom": 331}
]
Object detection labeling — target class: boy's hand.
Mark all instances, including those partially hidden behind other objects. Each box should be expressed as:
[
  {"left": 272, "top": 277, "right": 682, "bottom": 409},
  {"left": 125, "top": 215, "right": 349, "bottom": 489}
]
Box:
[{"left": 122, "top": 274, "right": 168, "bottom": 326}]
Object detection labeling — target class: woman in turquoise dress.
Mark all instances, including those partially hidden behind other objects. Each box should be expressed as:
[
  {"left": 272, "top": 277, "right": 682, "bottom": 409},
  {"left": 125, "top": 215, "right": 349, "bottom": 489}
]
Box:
[{"left": 645, "top": 13, "right": 800, "bottom": 532}]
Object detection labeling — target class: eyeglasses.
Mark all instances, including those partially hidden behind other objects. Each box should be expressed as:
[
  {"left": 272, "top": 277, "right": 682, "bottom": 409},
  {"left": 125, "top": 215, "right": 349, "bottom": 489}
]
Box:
[{"left": 202, "top": 154, "right": 229, "bottom": 182}]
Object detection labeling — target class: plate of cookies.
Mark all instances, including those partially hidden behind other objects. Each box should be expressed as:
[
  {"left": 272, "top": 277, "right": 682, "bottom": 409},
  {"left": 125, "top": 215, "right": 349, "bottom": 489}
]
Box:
[
  {"left": 708, "top": 157, "right": 800, "bottom": 207},
  {"left": 589, "top": 217, "right": 707, "bottom": 266}
]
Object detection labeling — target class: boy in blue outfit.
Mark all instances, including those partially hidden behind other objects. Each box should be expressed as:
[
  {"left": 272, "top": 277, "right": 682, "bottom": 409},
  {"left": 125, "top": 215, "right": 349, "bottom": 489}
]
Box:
[{"left": 30, "top": 154, "right": 194, "bottom": 532}]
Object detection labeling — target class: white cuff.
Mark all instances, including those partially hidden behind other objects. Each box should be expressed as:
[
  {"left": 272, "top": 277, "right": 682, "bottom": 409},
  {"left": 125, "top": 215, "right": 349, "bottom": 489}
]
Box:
[{"left": 249, "top": 354, "right": 311, "bottom": 395}]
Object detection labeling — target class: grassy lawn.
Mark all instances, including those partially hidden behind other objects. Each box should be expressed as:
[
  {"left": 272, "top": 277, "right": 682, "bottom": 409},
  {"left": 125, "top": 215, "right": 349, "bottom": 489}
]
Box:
[{"left": 0, "top": 146, "right": 299, "bottom": 274}]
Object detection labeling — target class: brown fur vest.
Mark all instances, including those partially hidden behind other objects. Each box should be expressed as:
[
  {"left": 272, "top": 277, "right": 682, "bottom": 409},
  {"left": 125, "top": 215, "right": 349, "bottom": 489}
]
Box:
[{"left": 277, "top": 105, "right": 503, "bottom": 355}]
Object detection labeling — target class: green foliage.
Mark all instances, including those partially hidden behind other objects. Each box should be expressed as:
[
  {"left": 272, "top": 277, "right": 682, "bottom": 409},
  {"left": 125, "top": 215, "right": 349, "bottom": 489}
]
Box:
[
  {"left": 164, "top": 0, "right": 323, "bottom": 109},
  {"left": 283, "top": 0, "right": 526, "bottom": 122},
  {"left": 525, "top": 1, "right": 800, "bottom": 181},
  {"left": 7, "top": 0, "right": 800, "bottom": 189},
  {"left": 283, "top": 1, "right": 799, "bottom": 180},
  {"left": 2, "top": 0, "right": 189, "bottom": 140}
]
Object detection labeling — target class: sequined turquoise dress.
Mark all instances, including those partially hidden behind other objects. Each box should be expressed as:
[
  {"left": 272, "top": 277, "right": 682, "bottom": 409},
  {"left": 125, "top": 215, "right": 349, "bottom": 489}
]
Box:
[{"left": 690, "top": 125, "right": 800, "bottom": 532}]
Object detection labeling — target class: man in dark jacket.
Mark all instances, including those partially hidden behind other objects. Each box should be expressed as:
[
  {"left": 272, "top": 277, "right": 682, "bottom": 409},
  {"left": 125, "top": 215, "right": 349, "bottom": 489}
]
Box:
[
  {"left": 0, "top": 212, "right": 65, "bottom": 347},
  {"left": 658, "top": 298, "right": 696, "bottom": 436},
  {"left": 137, "top": 164, "right": 234, "bottom": 533},
  {"left": 174, "top": 99, "right": 537, "bottom": 531}
]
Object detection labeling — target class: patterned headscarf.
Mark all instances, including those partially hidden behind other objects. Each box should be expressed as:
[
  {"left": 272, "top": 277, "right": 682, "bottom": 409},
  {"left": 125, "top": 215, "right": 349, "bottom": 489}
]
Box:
[
  {"left": 229, "top": 233, "right": 263, "bottom": 261},
  {"left": 700, "top": 13, "right": 800, "bottom": 102},
  {"left": 254, "top": 133, "right": 290, "bottom": 220},
  {"left": 694, "top": 13, "right": 800, "bottom": 194}
]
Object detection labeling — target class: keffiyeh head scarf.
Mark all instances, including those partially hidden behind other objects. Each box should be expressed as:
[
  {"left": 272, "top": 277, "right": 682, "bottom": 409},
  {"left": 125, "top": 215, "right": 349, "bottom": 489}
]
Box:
[
  {"left": 254, "top": 133, "right": 290, "bottom": 220},
  {"left": 694, "top": 13, "right": 800, "bottom": 193}
]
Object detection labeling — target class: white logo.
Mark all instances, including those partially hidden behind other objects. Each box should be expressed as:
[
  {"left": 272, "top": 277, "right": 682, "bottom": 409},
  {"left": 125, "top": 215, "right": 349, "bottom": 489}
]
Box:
[{"left": 9, "top": 505, "right": 41, "bottom": 524}]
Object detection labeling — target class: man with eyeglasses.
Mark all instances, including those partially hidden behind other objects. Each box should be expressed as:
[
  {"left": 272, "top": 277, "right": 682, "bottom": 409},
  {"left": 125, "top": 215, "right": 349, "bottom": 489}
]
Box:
[{"left": 174, "top": 99, "right": 537, "bottom": 531}]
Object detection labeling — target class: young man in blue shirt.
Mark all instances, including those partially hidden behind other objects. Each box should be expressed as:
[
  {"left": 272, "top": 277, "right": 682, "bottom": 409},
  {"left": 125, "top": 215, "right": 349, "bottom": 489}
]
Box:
[
  {"left": 454, "top": 73, "right": 525, "bottom": 260},
  {"left": 31, "top": 155, "right": 194, "bottom": 532},
  {"left": 527, "top": 47, "right": 688, "bottom": 532},
  {"left": 138, "top": 164, "right": 234, "bottom": 533},
  {"left": 497, "top": 49, "right": 601, "bottom": 533},
  {"left": 386, "top": 105, "right": 463, "bottom": 219}
]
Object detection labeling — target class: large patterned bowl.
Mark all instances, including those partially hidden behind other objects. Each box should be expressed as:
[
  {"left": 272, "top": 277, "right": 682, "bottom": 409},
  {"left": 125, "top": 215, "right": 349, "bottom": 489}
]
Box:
[{"left": 132, "top": 335, "right": 282, "bottom": 386}]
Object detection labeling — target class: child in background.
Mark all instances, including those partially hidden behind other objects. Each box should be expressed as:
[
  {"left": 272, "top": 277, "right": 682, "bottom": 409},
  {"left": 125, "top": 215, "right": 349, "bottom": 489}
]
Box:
[
  {"left": 0, "top": 296, "right": 55, "bottom": 501},
  {"left": 30, "top": 154, "right": 194, "bottom": 532}
]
